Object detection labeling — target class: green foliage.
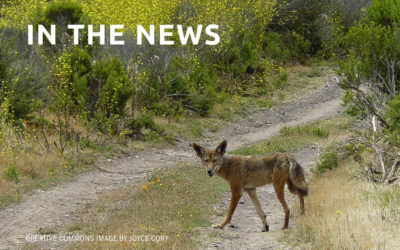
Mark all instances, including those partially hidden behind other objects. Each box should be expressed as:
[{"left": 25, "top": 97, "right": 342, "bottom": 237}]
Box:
[
  {"left": 340, "top": 0, "right": 400, "bottom": 141},
  {"left": 35, "top": 0, "right": 89, "bottom": 48},
  {"left": 366, "top": 0, "right": 400, "bottom": 27},
  {"left": 0, "top": 0, "right": 346, "bottom": 143},
  {"left": 93, "top": 57, "right": 133, "bottom": 117},
  {"left": 52, "top": 46, "right": 90, "bottom": 124},
  {"left": 345, "top": 23, "right": 398, "bottom": 81},
  {"left": 344, "top": 0, "right": 400, "bottom": 82},
  {"left": 0, "top": 60, "right": 6, "bottom": 80},
  {"left": 123, "top": 113, "right": 163, "bottom": 139},
  {"left": 0, "top": 29, "right": 48, "bottom": 121},
  {"left": 344, "top": 141, "right": 365, "bottom": 161},
  {"left": 314, "top": 150, "right": 339, "bottom": 176},
  {"left": 219, "top": 33, "right": 260, "bottom": 77},
  {"left": 53, "top": 47, "right": 135, "bottom": 135},
  {"left": 263, "top": 31, "right": 311, "bottom": 64},
  {"left": 267, "top": 0, "right": 328, "bottom": 61},
  {"left": 41, "top": 0, "right": 86, "bottom": 25},
  {"left": 4, "top": 165, "right": 19, "bottom": 184},
  {"left": 150, "top": 54, "right": 216, "bottom": 117},
  {"left": 280, "top": 124, "right": 329, "bottom": 138},
  {"left": 341, "top": 89, "right": 366, "bottom": 118},
  {"left": 386, "top": 92, "right": 400, "bottom": 140}
]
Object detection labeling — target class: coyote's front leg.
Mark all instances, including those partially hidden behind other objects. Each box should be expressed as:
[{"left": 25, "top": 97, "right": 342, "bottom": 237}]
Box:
[{"left": 214, "top": 185, "right": 242, "bottom": 229}]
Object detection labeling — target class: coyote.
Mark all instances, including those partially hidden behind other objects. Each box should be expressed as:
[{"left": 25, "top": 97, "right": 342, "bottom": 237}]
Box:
[{"left": 192, "top": 140, "right": 308, "bottom": 231}]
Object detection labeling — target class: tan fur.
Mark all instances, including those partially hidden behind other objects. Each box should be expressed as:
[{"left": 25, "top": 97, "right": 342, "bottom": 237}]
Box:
[{"left": 192, "top": 140, "right": 308, "bottom": 231}]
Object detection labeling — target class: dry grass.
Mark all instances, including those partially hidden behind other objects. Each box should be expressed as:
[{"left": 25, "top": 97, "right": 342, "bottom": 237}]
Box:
[
  {"left": 285, "top": 158, "right": 400, "bottom": 249},
  {"left": 0, "top": 122, "right": 122, "bottom": 208}
]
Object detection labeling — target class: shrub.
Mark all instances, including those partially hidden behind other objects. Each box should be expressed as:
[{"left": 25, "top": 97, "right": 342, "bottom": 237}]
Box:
[
  {"left": 0, "top": 60, "right": 6, "bottom": 80},
  {"left": 385, "top": 92, "right": 400, "bottom": 141},
  {"left": 41, "top": 0, "right": 86, "bottom": 26},
  {"left": 314, "top": 150, "right": 339, "bottom": 175},
  {"left": 0, "top": 28, "right": 49, "bottom": 121},
  {"left": 4, "top": 165, "right": 19, "bottom": 184},
  {"left": 52, "top": 47, "right": 91, "bottom": 118},
  {"left": 92, "top": 57, "right": 134, "bottom": 118},
  {"left": 151, "top": 54, "right": 216, "bottom": 116},
  {"left": 53, "top": 47, "right": 135, "bottom": 135},
  {"left": 126, "top": 113, "right": 161, "bottom": 136},
  {"left": 0, "top": 0, "right": 49, "bottom": 29},
  {"left": 332, "top": 0, "right": 372, "bottom": 28},
  {"left": 340, "top": 0, "right": 400, "bottom": 141},
  {"left": 267, "top": 0, "right": 328, "bottom": 60},
  {"left": 34, "top": 0, "right": 90, "bottom": 51}
]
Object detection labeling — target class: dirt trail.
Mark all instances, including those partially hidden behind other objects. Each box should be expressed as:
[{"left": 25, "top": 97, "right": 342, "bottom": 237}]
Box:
[{"left": 0, "top": 72, "right": 343, "bottom": 249}]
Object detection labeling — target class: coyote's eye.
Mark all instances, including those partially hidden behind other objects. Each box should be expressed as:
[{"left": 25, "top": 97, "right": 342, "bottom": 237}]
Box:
[{"left": 213, "top": 159, "right": 217, "bottom": 163}]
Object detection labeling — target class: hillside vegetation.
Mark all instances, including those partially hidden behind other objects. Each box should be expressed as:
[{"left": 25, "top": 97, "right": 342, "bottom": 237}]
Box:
[{"left": 0, "top": 0, "right": 335, "bottom": 206}]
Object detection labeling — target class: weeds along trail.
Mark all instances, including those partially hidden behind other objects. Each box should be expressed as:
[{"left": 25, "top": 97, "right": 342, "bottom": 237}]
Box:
[{"left": 0, "top": 72, "right": 343, "bottom": 249}]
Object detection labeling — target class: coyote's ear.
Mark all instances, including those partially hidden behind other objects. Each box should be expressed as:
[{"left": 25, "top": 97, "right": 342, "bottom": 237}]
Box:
[
  {"left": 192, "top": 143, "right": 205, "bottom": 157},
  {"left": 216, "top": 139, "right": 227, "bottom": 155}
]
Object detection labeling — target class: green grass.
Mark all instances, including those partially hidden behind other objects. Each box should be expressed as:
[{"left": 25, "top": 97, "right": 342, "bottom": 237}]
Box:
[
  {"left": 313, "top": 150, "right": 339, "bottom": 176},
  {"left": 231, "top": 115, "right": 355, "bottom": 155}
]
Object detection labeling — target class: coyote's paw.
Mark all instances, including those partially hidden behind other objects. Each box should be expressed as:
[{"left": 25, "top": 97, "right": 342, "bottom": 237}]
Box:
[
  {"left": 212, "top": 224, "right": 225, "bottom": 229},
  {"left": 262, "top": 224, "right": 269, "bottom": 232}
]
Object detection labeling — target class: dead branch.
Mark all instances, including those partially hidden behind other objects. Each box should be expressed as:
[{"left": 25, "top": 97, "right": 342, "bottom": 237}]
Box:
[
  {"left": 340, "top": 81, "right": 389, "bottom": 128},
  {"left": 371, "top": 116, "right": 386, "bottom": 181},
  {"left": 367, "top": 116, "right": 400, "bottom": 184},
  {"left": 385, "top": 158, "right": 400, "bottom": 184}
]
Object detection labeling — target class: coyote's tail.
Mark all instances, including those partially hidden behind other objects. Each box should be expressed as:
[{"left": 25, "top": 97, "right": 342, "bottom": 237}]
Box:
[{"left": 288, "top": 157, "right": 308, "bottom": 196}]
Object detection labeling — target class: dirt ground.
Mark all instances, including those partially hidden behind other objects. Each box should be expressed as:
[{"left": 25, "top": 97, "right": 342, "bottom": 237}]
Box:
[{"left": 0, "top": 71, "right": 343, "bottom": 249}]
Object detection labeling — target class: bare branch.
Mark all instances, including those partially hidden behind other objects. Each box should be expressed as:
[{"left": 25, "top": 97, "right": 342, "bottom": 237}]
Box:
[
  {"left": 340, "top": 81, "right": 390, "bottom": 128},
  {"left": 372, "top": 116, "right": 387, "bottom": 181}
]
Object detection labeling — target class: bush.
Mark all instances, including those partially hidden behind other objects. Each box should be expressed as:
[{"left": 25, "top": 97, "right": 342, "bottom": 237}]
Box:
[
  {"left": 386, "top": 92, "right": 400, "bottom": 140},
  {"left": 4, "top": 165, "right": 19, "bottom": 184},
  {"left": 0, "top": 28, "right": 49, "bottom": 121},
  {"left": 340, "top": 0, "right": 400, "bottom": 140},
  {"left": 150, "top": 54, "right": 216, "bottom": 117},
  {"left": 0, "top": 60, "right": 6, "bottom": 81},
  {"left": 267, "top": 0, "right": 328, "bottom": 60},
  {"left": 34, "top": 0, "right": 90, "bottom": 51},
  {"left": 41, "top": 0, "right": 86, "bottom": 25},
  {"left": 332, "top": 0, "right": 372, "bottom": 28},
  {"left": 314, "top": 150, "right": 339, "bottom": 175},
  {"left": 52, "top": 47, "right": 91, "bottom": 117},
  {"left": 92, "top": 57, "right": 134, "bottom": 118},
  {"left": 53, "top": 47, "right": 134, "bottom": 135},
  {"left": 127, "top": 113, "right": 161, "bottom": 136}
]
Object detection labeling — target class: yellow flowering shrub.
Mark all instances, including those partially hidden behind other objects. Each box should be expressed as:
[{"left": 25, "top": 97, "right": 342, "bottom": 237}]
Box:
[
  {"left": 1, "top": 0, "right": 276, "bottom": 36},
  {"left": 0, "top": 0, "right": 49, "bottom": 29},
  {"left": 81, "top": 0, "right": 180, "bottom": 31}
]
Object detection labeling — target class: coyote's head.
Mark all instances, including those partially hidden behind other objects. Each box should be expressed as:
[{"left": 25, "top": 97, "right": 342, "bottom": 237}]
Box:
[{"left": 192, "top": 140, "right": 227, "bottom": 177}]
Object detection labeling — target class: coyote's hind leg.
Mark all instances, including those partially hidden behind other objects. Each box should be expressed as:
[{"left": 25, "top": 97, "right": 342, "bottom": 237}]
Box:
[{"left": 245, "top": 188, "right": 269, "bottom": 232}]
